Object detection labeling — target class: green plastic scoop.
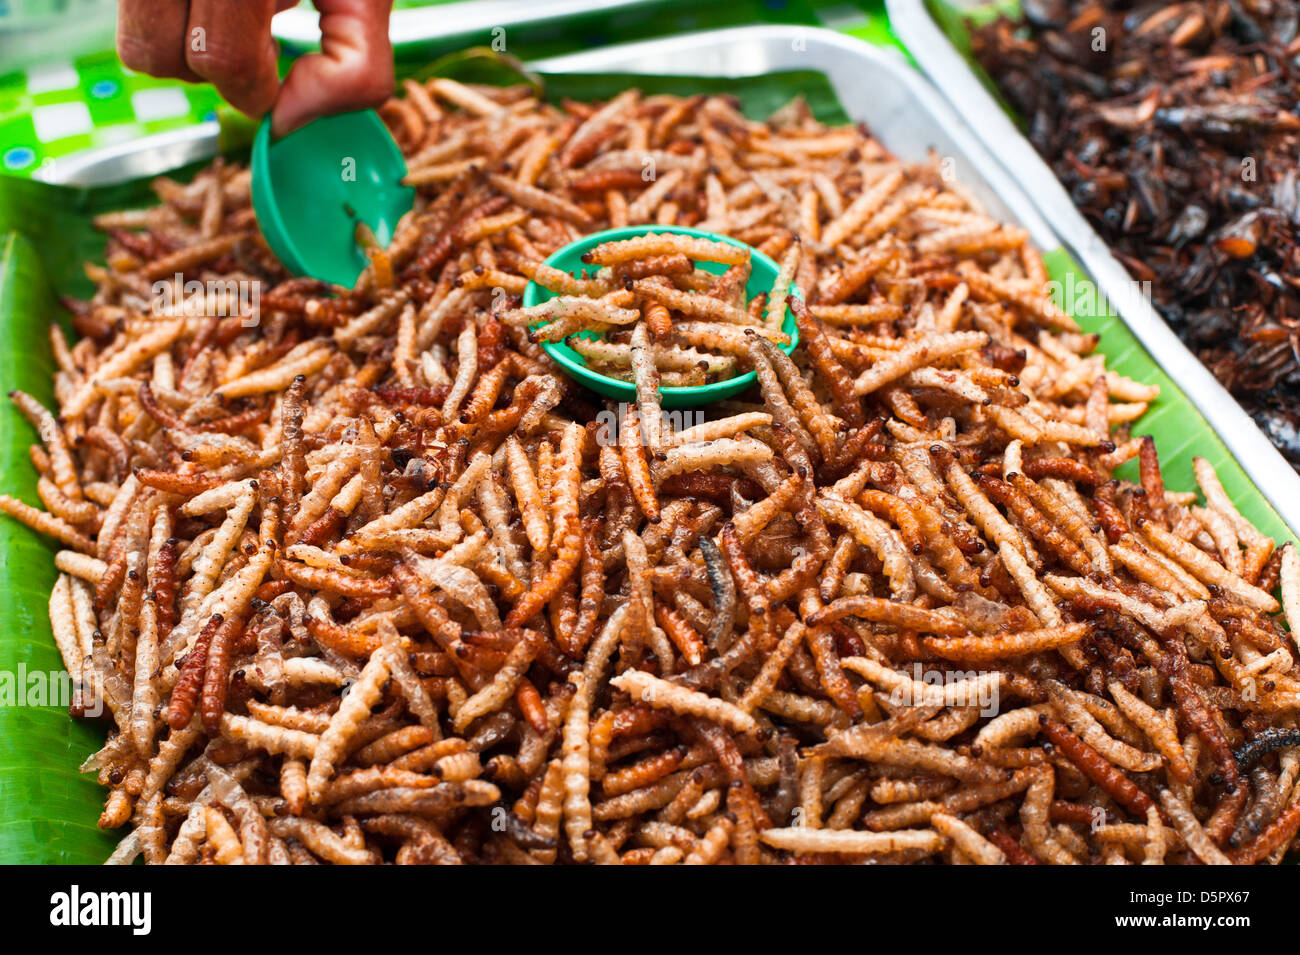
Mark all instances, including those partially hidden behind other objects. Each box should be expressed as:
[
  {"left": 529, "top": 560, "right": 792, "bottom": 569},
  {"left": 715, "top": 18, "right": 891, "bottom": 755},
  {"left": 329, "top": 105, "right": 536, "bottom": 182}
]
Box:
[
  {"left": 251, "top": 110, "right": 414, "bottom": 288},
  {"left": 523, "top": 225, "right": 801, "bottom": 409}
]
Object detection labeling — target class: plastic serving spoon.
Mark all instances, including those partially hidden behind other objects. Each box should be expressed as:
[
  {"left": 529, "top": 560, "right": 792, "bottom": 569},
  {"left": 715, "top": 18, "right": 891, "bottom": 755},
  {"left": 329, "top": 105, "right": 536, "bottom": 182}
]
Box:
[
  {"left": 522, "top": 225, "right": 801, "bottom": 409},
  {"left": 251, "top": 110, "right": 414, "bottom": 288}
]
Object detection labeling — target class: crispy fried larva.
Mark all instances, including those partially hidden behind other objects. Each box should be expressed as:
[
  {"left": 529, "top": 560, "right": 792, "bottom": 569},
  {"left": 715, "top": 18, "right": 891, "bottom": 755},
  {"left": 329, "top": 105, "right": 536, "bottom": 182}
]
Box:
[
  {"left": 585, "top": 232, "right": 749, "bottom": 267},
  {"left": 1158, "top": 789, "right": 1232, "bottom": 865},
  {"left": 619, "top": 406, "right": 660, "bottom": 523},
  {"left": 220, "top": 713, "right": 319, "bottom": 759},
  {"left": 11, "top": 390, "right": 82, "bottom": 501},
  {"left": 809, "top": 594, "right": 966, "bottom": 636},
  {"left": 842, "top": 656, "right": 1001, "bottom": 711},
  {"left": 505, "top": 437, "right": 549, "bottom": 551},
  {"left": 852, "top": 331, "right": 988, "bottom": 396},
  {"left": 760, "top": 826, "right": 943, "bottom": 856},
  {"left": 503, "top": 292, "right": 640, "bottom": 341},
  {"left": 931, "top": 812, "right": 1006, "bottom": 865},
  {"left": 1281, "top": 543, "right": 1300, "bottom": 647},
  {"left": 1043, "top": 680, "right": 1162, "bottom": 774},
  {"left": 815, "top": 497, "right": 915, "bottom": 601},
  {"left": 629, "top": 323, "right": 662, "bottom": 451},
  {"left": 268, "top": 817, "right": 380, "bottom": 865},
  {"left": 561, "top": 671, "right": 594, "bottom": 862},
  {"left": 48, "top": 574, "right": 83, "bottom": 679},
  {"left": 0, "top": 494, "right": 94, "bottom": 551},
  {"left": 633, "top": 279, "right": 750, "bottom": 325},
  {"left": 306, "top": 649, "right": 393, "bottom": 802},
  {"left": 1142, "top": 522, "right": 1278, "bottom": 613},
  {"left": 921, "top": 623, "right": 1091, "bottom": 662},
  {"left": 453, "top": 630, "right": 541, "bottom": 733},
  {"left": 610, "top": 670, "right": 758, "bottom": 735}
]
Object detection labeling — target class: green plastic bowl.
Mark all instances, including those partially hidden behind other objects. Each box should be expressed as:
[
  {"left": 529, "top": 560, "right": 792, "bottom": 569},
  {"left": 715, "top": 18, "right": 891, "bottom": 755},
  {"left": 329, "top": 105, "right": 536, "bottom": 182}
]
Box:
[
  {"left": 251, "top": 110, "right": 415, "bottom": 288},
  {"left": 522, "top": 225, "right": 801, "bottom": 409}
]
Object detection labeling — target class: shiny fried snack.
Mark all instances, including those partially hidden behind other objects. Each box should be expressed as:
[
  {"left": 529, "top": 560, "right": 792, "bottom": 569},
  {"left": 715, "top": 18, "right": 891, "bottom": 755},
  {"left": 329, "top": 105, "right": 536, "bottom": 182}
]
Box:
[{"left": 7, "top": 76, "right": 1299, "bottom": 864}]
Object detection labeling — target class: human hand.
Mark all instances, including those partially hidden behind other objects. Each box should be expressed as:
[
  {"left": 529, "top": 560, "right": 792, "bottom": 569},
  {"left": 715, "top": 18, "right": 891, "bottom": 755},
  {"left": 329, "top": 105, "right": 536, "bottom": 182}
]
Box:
[{"left": 117, "top": 0, "right": 394, "bottom": 137}]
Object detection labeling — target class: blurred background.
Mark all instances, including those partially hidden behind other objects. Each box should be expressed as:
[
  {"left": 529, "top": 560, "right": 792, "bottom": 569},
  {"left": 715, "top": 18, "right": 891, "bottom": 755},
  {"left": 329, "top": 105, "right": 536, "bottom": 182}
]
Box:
[{"left": 0, "top": 0, "right": 895, "bottom": 178}]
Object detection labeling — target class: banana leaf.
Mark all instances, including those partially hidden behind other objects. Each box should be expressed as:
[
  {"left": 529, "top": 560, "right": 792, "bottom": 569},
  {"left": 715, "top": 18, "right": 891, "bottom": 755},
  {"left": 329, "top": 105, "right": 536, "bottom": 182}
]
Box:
[
  {"left": 0, "top": 232, "right": 118, "bottom": 863},
  {"left": 0, "top": 52, "right": 1290, "bottom": 865}
]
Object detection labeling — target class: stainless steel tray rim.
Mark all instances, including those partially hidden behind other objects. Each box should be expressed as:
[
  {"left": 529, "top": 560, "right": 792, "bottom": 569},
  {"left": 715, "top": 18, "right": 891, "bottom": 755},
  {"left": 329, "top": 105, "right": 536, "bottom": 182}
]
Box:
[
  {"left": 33, "top": 123, "right": 220, "bottom": 189},
  {"left": 272, "top": 0, "right": 659, "bottom": 48}
]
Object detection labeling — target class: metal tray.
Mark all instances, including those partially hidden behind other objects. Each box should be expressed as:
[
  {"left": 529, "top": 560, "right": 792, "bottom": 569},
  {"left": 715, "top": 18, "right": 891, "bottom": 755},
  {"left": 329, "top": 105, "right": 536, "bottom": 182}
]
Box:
[
  {"left": 33, "top": 22, "right": 1300, "bottom": 538},
  {"left": 888, "top": 0, "right": 1300, "bottom": 536},
  {"left": 271, "top": 0, "right": 663, "bottom": 50}
]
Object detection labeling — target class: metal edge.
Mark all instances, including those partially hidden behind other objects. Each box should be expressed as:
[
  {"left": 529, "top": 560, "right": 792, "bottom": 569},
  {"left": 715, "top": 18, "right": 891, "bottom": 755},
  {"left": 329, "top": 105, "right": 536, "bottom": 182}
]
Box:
[
  {"left": 272, "top": 0, "right": 660, "bottom": 48},
  {"left": 35, "top": 122, "right": 221, "bottom": 189},
  {"left": 889, "top": 0, "right": 1300, "bottom": 537}
]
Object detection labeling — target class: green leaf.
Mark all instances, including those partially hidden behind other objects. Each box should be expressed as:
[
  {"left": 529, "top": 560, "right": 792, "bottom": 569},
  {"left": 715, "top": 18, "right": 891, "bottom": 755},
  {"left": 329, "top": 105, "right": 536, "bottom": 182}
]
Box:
[
  {"left": 926, "top": 0, "right": 1028, "bottom": 126},
  {"left": 407, "top": 46, "right": 544, "bottom": 96},
  {"left": 217, "top": 105, "right": 260, "bottom": 155},
  {"left": 0, "top": 232, "right": 118, "bottom": 864},
  {"left": 928, "top": 0, "right": 1020, "bottom": 48}
]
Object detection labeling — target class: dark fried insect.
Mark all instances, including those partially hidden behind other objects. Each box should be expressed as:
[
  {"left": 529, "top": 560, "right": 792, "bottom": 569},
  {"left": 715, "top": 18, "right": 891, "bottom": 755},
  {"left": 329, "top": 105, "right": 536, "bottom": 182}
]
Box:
[{"left": 973, "top": 1, "right": 1300, "bottom": 469}]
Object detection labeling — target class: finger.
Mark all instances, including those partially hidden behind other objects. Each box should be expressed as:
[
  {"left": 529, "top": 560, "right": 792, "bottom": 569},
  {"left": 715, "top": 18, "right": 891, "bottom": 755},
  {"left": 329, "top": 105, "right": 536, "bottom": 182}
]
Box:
[
  {"left": 117, "top": 0, "right": 200, "bottom": 81},
  {"left": 271, "top": 0, "right": 393, "bottom": 137},
  {"left": 185, "top": 0, "right": 282, "bottom": 119}
]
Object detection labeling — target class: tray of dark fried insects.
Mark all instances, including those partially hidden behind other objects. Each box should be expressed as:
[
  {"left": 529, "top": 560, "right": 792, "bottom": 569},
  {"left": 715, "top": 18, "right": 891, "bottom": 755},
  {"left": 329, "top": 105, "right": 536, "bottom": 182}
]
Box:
[
  {"left": 890, "top": 0, "right": 1300, "bottom": 498},
  {"left": 1, "top": 23, "right": 1298, "bottom": 865}
]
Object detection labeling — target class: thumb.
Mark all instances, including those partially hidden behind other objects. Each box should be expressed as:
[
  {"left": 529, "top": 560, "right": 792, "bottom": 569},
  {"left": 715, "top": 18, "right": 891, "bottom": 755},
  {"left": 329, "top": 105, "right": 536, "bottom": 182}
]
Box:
[{"left": 271, "top": 0, "right": 393, "bottom": 137}]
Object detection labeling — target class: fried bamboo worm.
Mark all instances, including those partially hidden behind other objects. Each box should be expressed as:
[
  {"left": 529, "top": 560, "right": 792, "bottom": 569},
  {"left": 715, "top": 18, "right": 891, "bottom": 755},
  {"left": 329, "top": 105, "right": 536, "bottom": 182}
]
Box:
[
  {"left": 26, "top": 83, "right": 1296, "bottom": 866},
  {"left": 11, "top": 390, "right": 82, "bottom": 501},
  {"left": 760, "top": 827, "right": 943, "bottom": 856},
  {"left": 279, "top": 374, "right": 308, "bottom": 526},
  {"left": 453, "top": 630, "right": 542, "bottom": 732},
  {"left": 306, "top": 648, "right": 393, "bottom": 802},
  {"left": 610, "top": 670, "right": 758, "bottom": 735},
  {"left": 699, "top": 536, "right": 737, "bottom": 650},
  {"left": 852, "top": 332, "right": 988, "bottom": 396},
  {"left": 583, "top": 233, "right": 749, "bottom": 267},
  {"left": 506, "top": 423, "right": 584, "bottom": 625},
  {"left": 1039, "top": 716, "right": 1155, "bottom": 819},
  {"left": 619, "top": 406, "right": 659, "bottom": 523},
  {"left": 629, "top": 323, "right": 662, "bottom": 451},
  {"left": 562, "top": 671, "right": 594, "bottom": 862}
]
